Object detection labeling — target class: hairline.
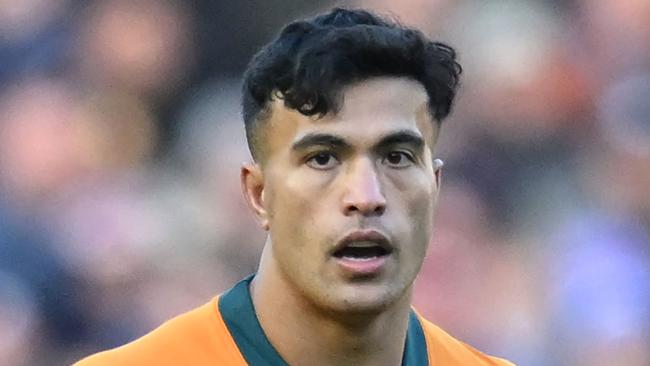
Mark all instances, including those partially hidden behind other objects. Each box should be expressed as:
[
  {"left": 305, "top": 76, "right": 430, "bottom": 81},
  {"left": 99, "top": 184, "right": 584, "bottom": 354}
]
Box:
[{"left": 248, "top": 76, "right": 442, "bottom": 164}]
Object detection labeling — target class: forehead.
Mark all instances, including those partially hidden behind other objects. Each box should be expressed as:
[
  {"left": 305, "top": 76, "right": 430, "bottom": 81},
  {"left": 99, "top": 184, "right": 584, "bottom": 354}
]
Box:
[
  {"left": 336, "top": 77, "right": 430, "bottom": 122},
  {"left": 264, "top": 77, "right": 436, "bottom": 154}
]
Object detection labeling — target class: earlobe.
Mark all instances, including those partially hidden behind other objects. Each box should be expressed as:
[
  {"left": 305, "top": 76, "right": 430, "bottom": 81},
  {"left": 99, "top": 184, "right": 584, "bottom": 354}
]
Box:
[
  {"left": 433, "top": 158, "right": 444, "bottom": 170},
  {"left": 433, "top": 158, "right": 443, "bottom": 189},
  {"left": 240, "top": 162, "right": 270, "bottom": 231}
]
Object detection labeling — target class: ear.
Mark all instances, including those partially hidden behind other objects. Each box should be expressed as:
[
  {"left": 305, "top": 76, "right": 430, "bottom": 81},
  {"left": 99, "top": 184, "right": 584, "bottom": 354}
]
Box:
[
  {"left": 433, "top": 158, "right": 444, "bottom": 192},
  {"left": 241, "top": 162, "right": 270, "bottom": 230}
]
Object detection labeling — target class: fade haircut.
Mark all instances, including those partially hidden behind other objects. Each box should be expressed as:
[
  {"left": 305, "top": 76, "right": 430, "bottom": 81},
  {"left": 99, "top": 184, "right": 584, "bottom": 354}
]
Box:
[{"left": 241, "top": 7, "right": 462, "bottom": 161}]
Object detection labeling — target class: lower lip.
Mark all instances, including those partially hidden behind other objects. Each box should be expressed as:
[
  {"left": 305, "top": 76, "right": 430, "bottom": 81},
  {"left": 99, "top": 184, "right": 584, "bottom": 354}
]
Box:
[{"left": 334, "top": 255, "right": 389, "bottom": 275}]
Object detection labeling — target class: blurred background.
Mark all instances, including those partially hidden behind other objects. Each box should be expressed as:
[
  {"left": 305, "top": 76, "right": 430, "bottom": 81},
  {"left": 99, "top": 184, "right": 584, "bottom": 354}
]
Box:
[{"left": 1, "top": 0, "right": 649, "bottom": 365}]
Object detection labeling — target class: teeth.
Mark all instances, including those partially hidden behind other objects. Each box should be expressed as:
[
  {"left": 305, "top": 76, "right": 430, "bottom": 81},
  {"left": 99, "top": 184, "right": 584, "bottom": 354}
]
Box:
[
  {"left": 346, "top": 241, "right": 380, "bottom": 248},
  {"left": 344, "top": 256, "right": 377, "bottom": 261}
]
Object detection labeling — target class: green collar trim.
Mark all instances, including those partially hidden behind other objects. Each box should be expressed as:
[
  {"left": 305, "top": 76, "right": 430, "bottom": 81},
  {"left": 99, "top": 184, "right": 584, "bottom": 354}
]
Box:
[
  {"left": 403, "top": 310, "right": 429, "bottom": 365},
  {"left": 218, "top": 275, "right": 429, "bottom": 366},
  {"left": 219, "top": 275, "right": 289, "bottom": 365}
]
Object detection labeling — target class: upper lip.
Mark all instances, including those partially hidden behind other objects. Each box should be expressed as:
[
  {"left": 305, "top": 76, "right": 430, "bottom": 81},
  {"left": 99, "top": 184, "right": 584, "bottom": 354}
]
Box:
[{"left": 331, "top": 229, "right": 393, "bottom": 256}]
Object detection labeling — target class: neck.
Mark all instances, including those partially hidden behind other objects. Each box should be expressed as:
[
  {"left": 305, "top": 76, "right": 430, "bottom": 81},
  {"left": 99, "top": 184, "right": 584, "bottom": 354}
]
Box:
[{"left": 250, "top": 242, "right": 412, "bottom": 366}]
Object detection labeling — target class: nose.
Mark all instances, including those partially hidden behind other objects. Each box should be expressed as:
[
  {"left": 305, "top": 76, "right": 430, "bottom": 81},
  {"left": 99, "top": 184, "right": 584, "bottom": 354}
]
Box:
[{"left": 341, "top": 157, "right": 386, "bottom": 216}]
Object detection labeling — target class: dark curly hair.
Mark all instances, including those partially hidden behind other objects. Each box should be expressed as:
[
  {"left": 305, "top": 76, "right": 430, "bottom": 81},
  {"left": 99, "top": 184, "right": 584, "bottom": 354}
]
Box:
[{"left": 241, "top": 7, "right": 462, "bottom": 161}]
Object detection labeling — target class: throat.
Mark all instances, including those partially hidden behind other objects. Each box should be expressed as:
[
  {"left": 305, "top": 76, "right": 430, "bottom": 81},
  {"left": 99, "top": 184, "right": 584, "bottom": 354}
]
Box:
[{"left": 251, "top": 247, "right": 411, "bottom": 366}]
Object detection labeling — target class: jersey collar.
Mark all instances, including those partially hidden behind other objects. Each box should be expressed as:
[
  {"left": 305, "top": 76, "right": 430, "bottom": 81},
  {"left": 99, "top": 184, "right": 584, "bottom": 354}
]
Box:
[{"left": 219, "top": 275, "right": 428, "bottom": 366}]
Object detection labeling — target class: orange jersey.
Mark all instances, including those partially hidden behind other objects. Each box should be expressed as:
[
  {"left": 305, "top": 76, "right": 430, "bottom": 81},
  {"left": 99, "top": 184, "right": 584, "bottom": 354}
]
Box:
[{"left": 75, "top": 276, "right": 515, "bottom": 365}]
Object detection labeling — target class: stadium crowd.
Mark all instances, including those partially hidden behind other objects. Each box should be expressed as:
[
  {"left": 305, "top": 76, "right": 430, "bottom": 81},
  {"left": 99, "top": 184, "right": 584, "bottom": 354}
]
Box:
[{"left": 1, "top": 1, "right": 649, "bottom": 365}]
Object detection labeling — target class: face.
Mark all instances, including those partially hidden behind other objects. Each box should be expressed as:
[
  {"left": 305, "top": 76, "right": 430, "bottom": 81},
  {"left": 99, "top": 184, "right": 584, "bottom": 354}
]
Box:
[{"left": 243, "top": 77, "right": 442, "bottom": 313}]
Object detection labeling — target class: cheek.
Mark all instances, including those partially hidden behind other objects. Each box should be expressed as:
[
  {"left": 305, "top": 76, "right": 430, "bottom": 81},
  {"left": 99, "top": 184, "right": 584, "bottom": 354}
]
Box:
[
  {"left": 387, "top": 170, "right": 435, "bottom": 239},
  {"left": 401, "top": 180, "right": 434, "bottom": 271},
  {"left": 390, "top": 168, "right": 434, "bottom": 206},
  {"left": 408, "top": 188, "right": 434, "bottom": 243},
  {"left": 273, "top": 169, "right": 330, "bottom": 214},
  {"left": 266, "top": 167, "right": 334, "bottom": 245}
]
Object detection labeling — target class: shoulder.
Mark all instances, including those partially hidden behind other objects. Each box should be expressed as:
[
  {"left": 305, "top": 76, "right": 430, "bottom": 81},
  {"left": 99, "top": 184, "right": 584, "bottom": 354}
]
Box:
[
  {"left": 417, "top": 314, "right": 516, "bottom": 366},
  {"left": 74, "top": 297, "right": 246, "bottom": 366}
]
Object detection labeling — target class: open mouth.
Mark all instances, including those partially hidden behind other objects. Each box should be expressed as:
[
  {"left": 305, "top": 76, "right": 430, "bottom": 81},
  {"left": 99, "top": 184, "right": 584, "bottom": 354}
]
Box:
[
  {"left": 331, "top": 230, "right": 393, "bottom": 274},
  {"left": 333, "top": 241, "right": 392, "bottom": 260}
]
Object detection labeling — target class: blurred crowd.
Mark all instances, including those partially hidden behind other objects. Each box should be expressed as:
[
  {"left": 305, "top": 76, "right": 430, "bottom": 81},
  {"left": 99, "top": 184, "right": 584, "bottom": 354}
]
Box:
[{"left": 0, "top": 1, "right": 648, "bottom": 365}]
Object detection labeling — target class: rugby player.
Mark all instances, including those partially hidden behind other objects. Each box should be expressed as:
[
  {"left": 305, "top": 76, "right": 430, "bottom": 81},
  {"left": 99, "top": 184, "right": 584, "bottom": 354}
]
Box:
[{"left": 77, "top": 7, "right": 514, "bottom": 366}]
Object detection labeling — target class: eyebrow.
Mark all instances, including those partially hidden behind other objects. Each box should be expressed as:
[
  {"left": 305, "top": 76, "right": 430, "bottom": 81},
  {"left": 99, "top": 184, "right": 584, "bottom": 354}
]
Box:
[
  {"left": 290, "top": 129, "right": 424, "bottom": 152},
  {"left": 291, "top": 133, "right": 351, "bottom": 151},
  {"left": 375, "top": 130, "right": 424, "bottom": 151}
]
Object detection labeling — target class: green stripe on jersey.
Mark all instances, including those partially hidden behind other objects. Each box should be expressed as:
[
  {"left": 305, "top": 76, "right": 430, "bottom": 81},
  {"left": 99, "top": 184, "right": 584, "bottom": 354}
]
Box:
[{"left": 219, "top": 275, "right": 428, "bottom": 366}]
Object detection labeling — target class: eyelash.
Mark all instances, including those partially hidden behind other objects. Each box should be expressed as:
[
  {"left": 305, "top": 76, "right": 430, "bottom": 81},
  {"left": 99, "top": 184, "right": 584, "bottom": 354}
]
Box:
[
  {"left": 383, "top": 151, "right": 415, "bottom": 167},
  {"left": 304, "top": 150, "right": 416, "bottom": 169},
  {"left": 305, "top": 151, "right": 339, "bottom": 169}
]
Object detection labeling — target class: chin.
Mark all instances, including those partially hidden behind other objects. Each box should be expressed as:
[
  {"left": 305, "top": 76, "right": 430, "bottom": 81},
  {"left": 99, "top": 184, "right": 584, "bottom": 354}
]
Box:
[{"left": 319, "top": 281, "right": 409, "bottom": 317}]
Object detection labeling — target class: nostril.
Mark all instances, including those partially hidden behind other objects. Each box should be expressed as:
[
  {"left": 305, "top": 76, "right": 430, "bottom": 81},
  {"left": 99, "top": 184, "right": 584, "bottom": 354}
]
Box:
[{"left": 343, "top": 200, "right": 386, "bottom": 217}]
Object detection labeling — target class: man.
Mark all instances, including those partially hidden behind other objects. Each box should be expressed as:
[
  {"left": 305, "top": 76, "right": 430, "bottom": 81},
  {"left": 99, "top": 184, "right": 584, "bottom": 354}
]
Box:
[{"left": 77, "top": 7, "right": 514, "bottom": 366}]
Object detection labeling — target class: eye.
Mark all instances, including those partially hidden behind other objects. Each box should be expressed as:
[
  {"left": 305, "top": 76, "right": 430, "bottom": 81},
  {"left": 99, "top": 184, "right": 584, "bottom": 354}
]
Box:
[
  {"left": 382, "top": 151, "right": 414, "bottom": 168},
  {"left": 306, "top": 152, "right": 339, "bottom": 170}
]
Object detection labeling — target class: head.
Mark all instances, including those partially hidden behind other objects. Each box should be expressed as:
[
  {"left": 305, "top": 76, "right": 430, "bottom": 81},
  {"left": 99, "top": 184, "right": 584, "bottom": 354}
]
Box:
[{"left": 240, "top": 8, "right": 461, "bottom": 314}]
